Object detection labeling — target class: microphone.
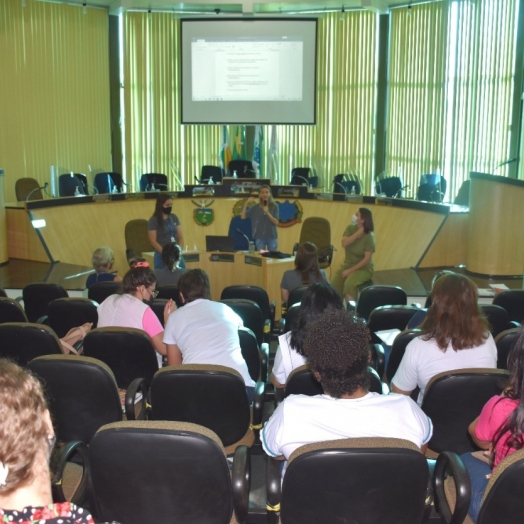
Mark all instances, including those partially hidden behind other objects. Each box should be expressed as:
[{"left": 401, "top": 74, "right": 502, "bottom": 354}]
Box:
[
  {"left": 334, "top": 181, "right": 348, "bottom": 194},
  {"left": 236, "top": 228, "right": 251, "bottom": 250},
  {"left": 291, "top": 175, "right": 309, "bottom": 186},
  {"left": 494, "top": 157, "right": 518, "bottom": 171},
  {"left": 263, "top": 199, "right": 268, "bottom": 207},
  {"left": 393, "top": 185, "right": 409, "bottom": 199},
  {"left": 26, "top": 182, "right": 48, "bottom": 202}
]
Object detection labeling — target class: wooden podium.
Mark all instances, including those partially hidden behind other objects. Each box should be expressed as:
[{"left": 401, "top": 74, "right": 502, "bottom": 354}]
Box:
[{"left": 467, "top": 172, "right": 524, "bottom": 277}]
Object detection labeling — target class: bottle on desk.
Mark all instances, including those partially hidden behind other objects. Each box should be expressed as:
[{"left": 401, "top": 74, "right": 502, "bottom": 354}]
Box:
[
  {"left": 350, "top": 185, "right": 356, "bottom": 196},
  {"left": 208, "top": 176, "right": 214, "bottom": 185},
  {"left": 233, "top": 170, "right": 238, "bottom": 179},
  {"left": 74, "top": 187, "right": 81, "bottom": 197}
]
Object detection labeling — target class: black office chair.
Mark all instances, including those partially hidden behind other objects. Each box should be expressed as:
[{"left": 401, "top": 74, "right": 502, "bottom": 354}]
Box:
[
  {"left": 375, "top": 176, "right": 403, "bottom": 197},
  {"left": 421, "top": 368, "right": 509, "bottom": 454},
  {"left": 228, "top": 159, "right": 254, "bottom": 178},
  {"left": 495, "top": 328, "right": 520, "bottom": 370},
  {"left": 228, "top": 214, "right": 253, "bottom": 251},
  {"left": 140, "top": 173, "right": 168, "bottom": 191},
  {"left": 493, "top": 290, "right": 524, "bottom": 324},
  {"left": 199, "top": 165, "right": 223, "bottom": 184},
  {"left": 22, "top": 282, "right": 69, "bottom": 323},
  {"left": 93, "top": 172, "right": 124, "bottom": 194},
  {"left": 333, "top": 174, "right": 360, "bottom": 194},
  {"left": 220, "top": 298, "right": 270, "bottom": 346},
  {"left": 417, "top": 174, "right": 446, "bottom": 202},
  {"left": 356, "top": 285, "right": 408, "bottom": 322},
  {"left": 267, "top": 437, "right": 430, "bottom": 524},
  {"left": 58, "top": 173, "right": 88, "bottom": 196},
  {"left": 15, "top": 177, "right": 44, "bottom": 201},
  {"left": 89, "top": 421, "right": 250, "bottom": 524},
  {"left": 47, "top": 297, "right": 98, "bottom": 338},
  {"left": 156, "top": 285, "right": 184, "bottom": 308},
  {"left": 367, "top": 305, "right": 420, "bottom": 344},
  {"left": 290, "top": 167, "right": 313, "bottom": 186},
  {"left": 87, "top": 281, "right": 122, "bottom": 304},
  {"left": 481, "top": 303, "right": 515, "bottom": 337},
  {"left": 453, "top": 179, "right": 470, "bottom": 206},
  {"left": 0, "top": 297, "right": 29, "bottom": 324}
]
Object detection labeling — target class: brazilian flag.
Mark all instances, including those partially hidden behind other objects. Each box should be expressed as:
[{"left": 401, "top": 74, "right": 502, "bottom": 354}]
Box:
[{"left": 232, "top": 126, "right": 246, "bottom": 160}]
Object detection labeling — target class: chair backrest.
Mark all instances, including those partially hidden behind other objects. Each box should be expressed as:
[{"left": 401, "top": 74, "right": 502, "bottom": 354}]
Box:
[
  {"left": 453, "top": 179, "right": 470, "bottom": 206},
  {"left": 0, "top": 322, "right": 62, "bottom": 366},
  {"left": 93, "top": 172, "right": 123, "bottom": 194},
  {"left": 200, "top": 165, "right": 223, "bottom": 184},
  {"left": 238, "top": 326, "right": 262, "bottom": 382},
  {"left": 139, "top": 173, "right": 168, "bottom": 191},
  {"left": 477, "top": 448, "right": 524, "bottom": 524},
  {"left": 417, "top": 175, "right": 446, "bottom": 202},
  {"left": 82, "top": 327, "right": 159, "bottom": 389},
  {"left": 284, "top": 302, "right": 301, "bottom": 332},
  {"left": 290, "top": 167, "right": 313, "bottom": 185},
  {"left": 150, "top": 365, "right": 251, "bottom": 448},
  {"left": 47, "top": 297, "right": 98, "bottom": 338},
  {"left": 15, "top": 177, "right": 43, "bottom": 201},
  {"left": 156, "top": 285, "right": 184, "bottom": 307},
  {"left": 284, "top": 365, "right": 384, "bottom": 397},
  {"left": 228, "top": 159, "right": 254, "bottom": 177},
  {"left": 87, "top": 281, "right": 122, "bottom": 304},
  {"left": 28, "top": 355, "right": 122, "bottom": 443},
  {"left": 280, "top": 437, "right": 428, "bottom": 524},
  {"left": 0, "top": 297, "right": 29, "bottom": 323},
  {"left": 0, "top": 288, "right": 7, "bottom": 298},
  {"left": 375, "top": 176, "right": 402, "bottom": 197},
  {"left": 287, "top": 286, "right": 308, "bottom": 309},
  {"left": 22, "top": 282, "right": 68, "bottom": 323},
  {"left": 356, "top": 285, "right": 408, "bottom": 322},
  {"left": 89, "top": 421, "right": 235, "bottom": 524},
  {"left": 221, "top": 285, "right": 272, "bottom": 325},
  {"left": 386, "top": 329, "right": 421, "bottom": 383},
  {"left": 220, "top": 298, "right": 265, "bottom": 345},
  {"left": 228, "top": 214, "right": 252, "bottom": 251},
  {"left": 367, "top": 305, "right": 420, "bottom": 344},
  {"left": 58, "top": 173, "right": 87, "bottom": 196},
  {"left": 481, "top": 303, "right": 511, "bottom": 337},
  {"left": 421, "top": 368, "right": 509, "bottom": 454},
  {"left": 495, "top": 328, "right": 520, "bottom": 370},
  {"left": 125, "top": 218, "right": 151, "bottom": 256},
  {"left": 297, "top": 217, "right": 333, "bottom": 269},
  {"left": 493, "top": 290, "right": 524, "bottom": 323}
]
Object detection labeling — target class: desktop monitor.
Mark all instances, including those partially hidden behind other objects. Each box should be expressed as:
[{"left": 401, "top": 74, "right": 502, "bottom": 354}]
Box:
[{"left": 205, "top": 235, "right": 235, "bottom": 252}]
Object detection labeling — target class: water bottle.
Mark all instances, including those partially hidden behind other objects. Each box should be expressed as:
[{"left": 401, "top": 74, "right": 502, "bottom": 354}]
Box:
[
  {"left": 208, "top": 176, "right": 214, "bottom": 185},
  {"left": 112, "top": 185, "right": 118, "bottom": 194},
  {"left": 249, "top": 241, "right": 255, "bottom": 253},
  {"left": 350, "top": 185, "right": 356, "bottom": 195},
  {"left": 233, "top": 170, "right": 238, "bottom": 179},
  {"left": 74, "top": 187, "right": 81, "bottom": 197}
]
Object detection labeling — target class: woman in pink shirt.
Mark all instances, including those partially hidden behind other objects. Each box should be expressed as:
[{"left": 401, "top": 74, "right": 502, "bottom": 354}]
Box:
[{"left": 462, "top": 329, "right": 524, "bottom": 522}]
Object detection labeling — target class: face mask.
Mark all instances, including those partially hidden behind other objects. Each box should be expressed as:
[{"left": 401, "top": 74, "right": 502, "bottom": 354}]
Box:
[
  {"left": 351, "top": 214, "right": 358, "bottom": 225},
  {"left": 142, "top": 296, "right": 154, "bottom": 306},
  {"left": 163, "top": 206, "right": 172, "bottom": 215}
]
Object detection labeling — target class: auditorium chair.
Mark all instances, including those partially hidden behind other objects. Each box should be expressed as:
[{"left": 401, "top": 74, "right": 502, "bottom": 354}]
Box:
[
  {"left": 267, "top": 437, "right": 431, "bottom": 524},
  {"left": 421, "top": 368, "right": 509, "bottom": 455},
  {"left": 495, "top": 327, "right": 520, "bottom": 370},
  {"left": 82, "top": 327, "right": 159, "bottom": 389},
  {"left": 0, "top": 288, "right": 6, "bottom": 298},
  {"left": 139, "top": 173, "right": 168, "bottom": 191},
  {"left": 155, "top": 285, "right": 184, "bottom": 308},
  {"left": 385, "top": 328, "right": 421, "bottom": 384},
  {"left": 0, "top": 322, "right": 62, "bottom": 366},
  {"left": 493, "top": 289, "right": 524, "bottom": 324},
  {"left": 15, "top": 177, "right": 43, "bottom": 201},
  {"left": 89, "top": 421, "right": 250, "bottom": 524},
  {"left": 0, "top": 297, "right": 29, "bottom": 324},
  {"left": 199, "top": 164, "right": 223, "bottom": 184},
  {"left": 47, "top": 297, "right": 98, "bottom": 338},
  {"left": 238, "top": 325, "right": 268, "bottom": 388},
  {"left": 149, "top": 364, "right": 263, "bottom": 455},
  {"left": 294, "top": 217, "right": 333, "bottom": 269},
  {"left": 220, "top": 298, "right": 270, "bottom": 346},
  {"left": 22, "top": 282, "right": 68, "bottom": 323},
  {"left": 435, "top": 448, "right": 524, "bottom": 524},
  {"left": 355, "top": 285, "right": 408, "bottom": 322},
  {"left": 87, "top": 281, "right": 122, "bottom": 305},
  {"left": 480, "top": 303, "right": 516, "bottom": 337},
  {"left": 228, "top": 159, "right": 254, "bottom": 178},
  {"left": 367, "top": 305, "right": 420, "bottom": 344},
  {"left": 279, "top": 302, "right": 301, "bottom": 335},
  {"left": 93, "top": 172, "right": 124, "bottom": 194}
]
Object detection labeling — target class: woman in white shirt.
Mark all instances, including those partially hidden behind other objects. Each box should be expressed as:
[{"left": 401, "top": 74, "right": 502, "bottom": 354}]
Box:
[
  {"left": 271, "top": 282, "right": 344, "bottom": 388},
  {"left": 392, "top": 273, "right": 497, "bottom": 404}
]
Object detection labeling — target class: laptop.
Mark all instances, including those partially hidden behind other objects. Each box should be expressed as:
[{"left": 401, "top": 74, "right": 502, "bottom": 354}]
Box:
[{"left": 205, "top": 235, "right": 235, "bottom": 253}]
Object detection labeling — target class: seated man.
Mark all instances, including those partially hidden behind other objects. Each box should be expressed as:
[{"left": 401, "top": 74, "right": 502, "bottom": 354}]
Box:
[
  {"left": 163, "top": 269, "right": 255, "bottom": 401},
  {"left": 261, "top": 308, "right": 432, "bottom": 470}
]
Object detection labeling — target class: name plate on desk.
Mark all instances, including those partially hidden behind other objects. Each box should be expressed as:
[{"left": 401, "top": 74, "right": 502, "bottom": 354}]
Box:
[
  {"left": 183, "top": 253, "right": 200, "bottom": 263},
  {"left": 210, "top": 253, "right": 234, "bottom": 263},
  {"left": 244, "top": 255, "right": 262, "bottom": 267}
]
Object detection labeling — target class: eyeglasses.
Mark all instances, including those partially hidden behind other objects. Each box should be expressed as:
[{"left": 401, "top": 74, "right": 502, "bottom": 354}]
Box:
[{"left": 150, "top": 289, "right": 159, "bottom": 299}]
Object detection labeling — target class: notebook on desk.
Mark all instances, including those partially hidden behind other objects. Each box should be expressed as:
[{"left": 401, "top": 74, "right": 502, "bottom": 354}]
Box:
[{"left": 205, "top": 235, "right": 235, "bottom": 252}]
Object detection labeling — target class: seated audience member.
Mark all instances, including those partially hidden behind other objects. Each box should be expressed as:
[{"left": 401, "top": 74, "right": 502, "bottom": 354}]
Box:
[
  {"left": 271, "top": 282, "right": 344, "bottom": 388},
  {"left": 97, "top": 262, "right": 174, "bottom": 364},
  {"left": 163, "top": 269, "right": 256, "bottom": 402},
  {"left": 280, "top": 242, "right": 328, "bottom": 304},
  {"left": 262, "top": 309, "right": 432, "bottom": 471},
  {"left": 461, "top": 329, "right": 524, "bottom": 523},
  {"left": 154, "top": 242, "right": 188, "bottom": 287},
  {"left": 0, "top": 359, "right": 94, "bottom": 523},
  {"left": 392, "top": 273, "right": 497, "bottom": 405},
  {"left": 85, "top": 246, "right": 122, "bottom": 288}
]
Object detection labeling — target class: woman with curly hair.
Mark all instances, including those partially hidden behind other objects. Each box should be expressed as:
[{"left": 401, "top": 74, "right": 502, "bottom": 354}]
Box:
[
  {"left": 392, "top": 273, "right": 497, "bottom": 405},
  {"left": 0, "top": 359, "right": 94, "bottom": 523},
  {"left": 262, "top": 309, "right": 432, "bottom": 469}
]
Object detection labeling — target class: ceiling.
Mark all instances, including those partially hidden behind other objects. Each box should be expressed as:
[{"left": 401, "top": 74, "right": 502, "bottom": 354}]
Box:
[{"left": 52, "top": 0, "right": 401, "bottom": 16}]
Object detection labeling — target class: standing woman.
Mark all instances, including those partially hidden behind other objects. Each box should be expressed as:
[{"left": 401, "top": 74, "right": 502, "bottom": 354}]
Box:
[
  {"left": 330, "top": 207, "right": 375, "bottom": 303},
  {"left": 241, "top": 185, "right": 280, "bottom": 251},
  {"left": 148, "top": 194, "right": 185, "bottom": 269}
]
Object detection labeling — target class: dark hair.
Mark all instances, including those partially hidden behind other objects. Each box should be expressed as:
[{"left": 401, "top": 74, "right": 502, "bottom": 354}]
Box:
[
  {"left": 359, "top": 207, "right": 374, "bottom": 233},
  {"left": 161, "top": 242, "right": 181, "bottom": 271},
  {"left": 305, "top": 309, "right": 371, "bottom": 398},
  {"left": 295, "top": 242, "right": 322, "bottom": 285},
  {"left": 421, "top": 273, "right": 490, "bottom": 350},
  {"left": 122, "top": 266, "right": 157, "bottom": 294},
  {"left": 178, "top": 269, "right": 210, "bottom": 302},
  {"left": 289, "top": 282, "right": 344, "bottom": 356},
  {"left": 492, "top": 329, "right": 524, "bottom": 464},
  {"left": 153, "top": 193, "right": 174, "bottom": 225}
]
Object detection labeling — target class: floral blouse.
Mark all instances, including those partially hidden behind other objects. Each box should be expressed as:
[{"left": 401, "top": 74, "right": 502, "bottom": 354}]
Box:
[{"left": 1, "top": 502, "right": 94, "bottom": 524}]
